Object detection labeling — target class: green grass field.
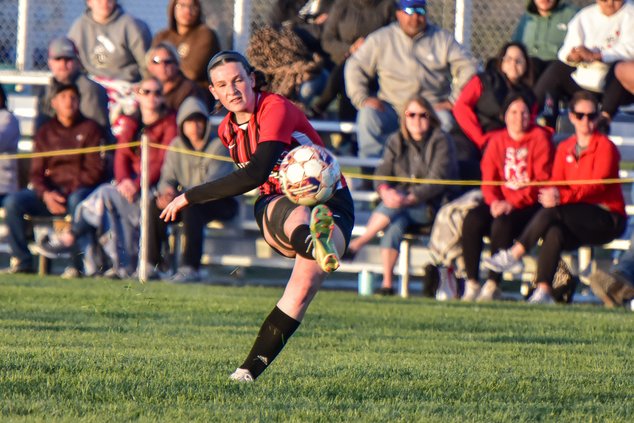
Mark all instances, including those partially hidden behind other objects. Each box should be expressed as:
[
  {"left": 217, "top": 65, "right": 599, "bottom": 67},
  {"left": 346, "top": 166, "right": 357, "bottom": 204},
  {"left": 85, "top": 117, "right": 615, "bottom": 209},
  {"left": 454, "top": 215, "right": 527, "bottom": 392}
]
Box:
[{"left": 1, "top": 274, "right": 633, "bottom": 422}]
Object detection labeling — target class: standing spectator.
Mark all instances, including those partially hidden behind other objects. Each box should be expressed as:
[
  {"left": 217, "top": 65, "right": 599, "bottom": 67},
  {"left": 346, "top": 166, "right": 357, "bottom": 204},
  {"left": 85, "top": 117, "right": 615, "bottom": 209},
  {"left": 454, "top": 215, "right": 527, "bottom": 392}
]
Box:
[
  {"left": 0, "top": 84, "right": 20, "bottom": 206},
  {"left": 345, "top": 0, "right": 476, "bottom": 161},
  {"left": 512, "top": 0, "right": 578, "bottom": 79},
  {"left": 310, "top": 0, "right": 395, "bottom": 121},
  {"left": 344, "top": 96, "right": 458, "bottom": 295},
  {"left": 36, "top": 37, "right": 110, "bottom": 133},
  {"left": 68, "top": 0, "right": 152, "bottom": 128},
  {"left": 149, "top": 97, "right": 238, "bottom": 282},
  {"left": 484, "top": 91, "right": 627, "bottom": 304},
  {"left": 145, "top": 42, "right": 209, "bottom": 111},
  {"left": 460, "top": 94, "right": 553, "bottom": 302},
  {"left": 152, "top": 0, "right": 221, "bottom": 90},
  {"left": 2, "top": 84, "right": 105, "bottom": 274},
  {"left": 37, "top": 77, "right": 177, "bottom": 278},
  {"left": 533, "top": 0, "right": 634, "bottom": 129},
  {"left": 452, "top": 41, "right": 536, "bottom": 181}
]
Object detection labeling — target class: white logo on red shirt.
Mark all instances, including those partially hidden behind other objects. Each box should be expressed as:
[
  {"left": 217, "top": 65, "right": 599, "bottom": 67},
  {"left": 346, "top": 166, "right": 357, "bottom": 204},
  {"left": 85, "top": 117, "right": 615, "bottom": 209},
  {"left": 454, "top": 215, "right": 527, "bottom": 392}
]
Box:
[{"left": 504, "top": 146, "right": 529, "bottom": 190}]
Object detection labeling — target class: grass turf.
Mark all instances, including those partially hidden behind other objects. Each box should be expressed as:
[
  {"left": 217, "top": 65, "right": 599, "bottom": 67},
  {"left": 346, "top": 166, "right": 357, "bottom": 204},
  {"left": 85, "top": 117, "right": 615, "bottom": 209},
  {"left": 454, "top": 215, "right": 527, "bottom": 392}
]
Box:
[{"left": 1, "top": 274, "right": 633, "bottom": 422}]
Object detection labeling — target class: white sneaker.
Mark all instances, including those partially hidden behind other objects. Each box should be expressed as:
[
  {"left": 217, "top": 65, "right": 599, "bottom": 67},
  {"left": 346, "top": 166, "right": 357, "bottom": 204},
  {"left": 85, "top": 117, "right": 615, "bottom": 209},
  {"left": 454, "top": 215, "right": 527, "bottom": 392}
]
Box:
[
  {"left": 229, "top": 368, "right": 254, "bottom": 382},
  {"left": 476, "top": 280, "right": 502, "bottom": 302},
  {"left": 528, "top": 288, "right": 555, "bottom": 305},
  {"left": 483, "top": 249, "right": 523, "bottom": 274},
  {"left": 461, "top": 280, "right": 481, "bottom": 302}
]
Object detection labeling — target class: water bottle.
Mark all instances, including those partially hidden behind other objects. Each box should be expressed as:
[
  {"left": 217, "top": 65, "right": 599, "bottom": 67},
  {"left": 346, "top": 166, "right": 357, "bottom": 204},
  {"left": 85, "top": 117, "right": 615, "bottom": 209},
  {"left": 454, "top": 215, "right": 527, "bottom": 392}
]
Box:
[{"left": 358, "top": 270, "right": 375, "bottom": 296}]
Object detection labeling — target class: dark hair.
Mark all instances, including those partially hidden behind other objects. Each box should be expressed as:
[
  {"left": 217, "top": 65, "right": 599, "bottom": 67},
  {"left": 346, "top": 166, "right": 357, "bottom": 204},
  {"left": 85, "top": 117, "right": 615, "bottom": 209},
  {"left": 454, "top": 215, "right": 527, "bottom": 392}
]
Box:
[
  {"left": 399, "top": 95, "right": 441, "bottom": 140},
  {"left": 527, "top": 0, "right": 560, "bottom": 14},
  {"left": 500, "top": 92, "right": 533, "bottom": 119},
  {"left": 206, "top": 50, "right": 267, "bottom": 91},
  {"left": 0, "top": 84, "right": 6, "bottom": 110},
  {"left": 495, "top": 41, "right": 533, "bottom": 86},
  {"left": 569, "top": 90, "right": 599, "bottom": 112}
]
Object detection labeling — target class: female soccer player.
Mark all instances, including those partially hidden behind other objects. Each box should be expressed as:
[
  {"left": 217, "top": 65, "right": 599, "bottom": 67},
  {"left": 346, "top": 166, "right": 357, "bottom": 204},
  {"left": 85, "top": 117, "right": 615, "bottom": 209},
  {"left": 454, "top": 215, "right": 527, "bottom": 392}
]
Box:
[{"left": 160, "top": 51, "right": 354, "bottom": 381}]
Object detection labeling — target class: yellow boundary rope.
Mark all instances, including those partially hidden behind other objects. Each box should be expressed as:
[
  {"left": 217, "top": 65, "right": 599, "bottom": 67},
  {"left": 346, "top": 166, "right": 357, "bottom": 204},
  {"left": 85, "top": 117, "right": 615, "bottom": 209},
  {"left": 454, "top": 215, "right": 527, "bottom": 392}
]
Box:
[{"left": 1, "top": 141, "right": 632, "bottom": 187}]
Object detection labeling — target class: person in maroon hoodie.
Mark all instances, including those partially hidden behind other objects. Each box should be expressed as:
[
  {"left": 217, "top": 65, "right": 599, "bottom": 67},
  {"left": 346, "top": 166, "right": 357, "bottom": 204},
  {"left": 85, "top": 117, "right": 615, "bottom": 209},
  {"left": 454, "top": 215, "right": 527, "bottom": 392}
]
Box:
[
  {"left": 2, "top": 83, "right": 105, "bottom": 274},
  {"left": 460, "top": 93, "right": 553, "bottom": 302},
  {"left": 37, "top": 77, "right": 177, "bottom": 277},
  {"left": 484, "top": 90, "right": 627, "bottom": 304}
]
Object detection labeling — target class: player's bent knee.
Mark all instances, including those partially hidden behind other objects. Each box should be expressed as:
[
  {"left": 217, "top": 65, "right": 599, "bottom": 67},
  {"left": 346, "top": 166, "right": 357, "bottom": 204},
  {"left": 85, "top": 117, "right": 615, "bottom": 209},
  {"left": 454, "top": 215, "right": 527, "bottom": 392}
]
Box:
[{"left": 290, "top": 224, "right": 314, "bottom": 259}]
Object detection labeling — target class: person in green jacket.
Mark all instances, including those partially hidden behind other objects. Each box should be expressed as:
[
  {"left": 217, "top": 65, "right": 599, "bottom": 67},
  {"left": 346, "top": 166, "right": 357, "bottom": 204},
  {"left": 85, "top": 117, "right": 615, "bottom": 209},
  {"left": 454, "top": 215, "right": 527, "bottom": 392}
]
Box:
[{"left": 512, "top": 0, "right": 578, "bottom": 79}]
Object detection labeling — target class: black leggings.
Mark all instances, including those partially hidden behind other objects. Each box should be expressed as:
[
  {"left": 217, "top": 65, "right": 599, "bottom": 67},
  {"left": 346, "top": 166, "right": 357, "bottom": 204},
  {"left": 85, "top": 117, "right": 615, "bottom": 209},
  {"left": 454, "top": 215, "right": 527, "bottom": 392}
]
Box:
[
  {"left": 462, "top": 202, "right": 541, "bottom": 282},
  {"left": 534, "top": 60, "right": 580, "bottom": 124},
  {"left": 517, "top": 204, "right": 626, "bottom": 284}
]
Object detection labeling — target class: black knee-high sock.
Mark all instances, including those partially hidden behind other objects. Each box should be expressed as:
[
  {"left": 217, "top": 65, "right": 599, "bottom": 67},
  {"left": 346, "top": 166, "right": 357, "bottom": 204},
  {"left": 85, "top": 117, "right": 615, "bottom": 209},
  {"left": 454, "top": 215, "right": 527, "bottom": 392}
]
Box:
[{"left": 240, "top": 306, "right": 301, "bottom": 379}]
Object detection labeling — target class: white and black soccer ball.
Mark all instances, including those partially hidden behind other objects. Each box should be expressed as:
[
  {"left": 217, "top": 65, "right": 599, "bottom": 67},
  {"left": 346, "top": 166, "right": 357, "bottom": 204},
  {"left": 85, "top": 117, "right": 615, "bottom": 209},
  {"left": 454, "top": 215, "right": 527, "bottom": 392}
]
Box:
[{"left": 279, "top": 144, "right": 341, "bottom": 206}]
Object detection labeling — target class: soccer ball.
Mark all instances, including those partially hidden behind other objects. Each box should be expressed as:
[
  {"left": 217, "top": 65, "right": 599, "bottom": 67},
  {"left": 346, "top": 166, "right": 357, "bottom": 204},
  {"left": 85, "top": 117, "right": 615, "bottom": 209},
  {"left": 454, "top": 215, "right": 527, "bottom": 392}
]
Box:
[{"left": 279, "top": 144, "right": 340, "bottom": 206}]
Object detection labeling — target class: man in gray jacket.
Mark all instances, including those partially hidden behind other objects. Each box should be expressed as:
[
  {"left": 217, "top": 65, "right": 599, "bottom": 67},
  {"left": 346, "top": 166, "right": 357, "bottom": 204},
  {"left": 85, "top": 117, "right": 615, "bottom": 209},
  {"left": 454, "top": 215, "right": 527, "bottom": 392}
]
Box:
[
  {"left": 345, "top": 0, "right": 476, "bottom": 160},
  {"left": 36, "top": 37, "right": 110, "bottom": 133},
  {"left": 148, "top": 96, "right": 238, "bottom": 282}
]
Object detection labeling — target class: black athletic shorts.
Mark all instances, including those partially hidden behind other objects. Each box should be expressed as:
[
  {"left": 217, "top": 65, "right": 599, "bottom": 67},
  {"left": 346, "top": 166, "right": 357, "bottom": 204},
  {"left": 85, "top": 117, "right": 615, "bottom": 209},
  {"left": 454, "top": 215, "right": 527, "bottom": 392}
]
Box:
[{"left": 254, "top": 187, "right": 355, "bottom": 252}]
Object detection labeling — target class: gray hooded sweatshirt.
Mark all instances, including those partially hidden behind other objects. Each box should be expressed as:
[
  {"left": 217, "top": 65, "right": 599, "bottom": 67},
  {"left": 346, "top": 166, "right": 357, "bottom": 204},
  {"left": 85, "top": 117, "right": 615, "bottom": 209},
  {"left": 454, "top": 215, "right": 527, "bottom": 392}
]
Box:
[
  {"left": 158, "top": 97, "right": 234, "bottom": 194},
  {"left": 68, "top": 5, "right": 151, "bottom": 82}
]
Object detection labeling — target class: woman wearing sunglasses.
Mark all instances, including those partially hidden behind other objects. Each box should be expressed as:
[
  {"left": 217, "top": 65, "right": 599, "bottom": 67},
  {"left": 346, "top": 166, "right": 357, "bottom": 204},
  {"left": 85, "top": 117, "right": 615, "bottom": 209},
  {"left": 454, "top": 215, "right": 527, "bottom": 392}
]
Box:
[
  {"left": 344, "top": 95, "right": 457, "bottom": 295},
  {"left": 484, "top": 90, "right": 626, "bottom": 304},
  {"left": 460, "top": 93, "right": 553, "bottom": 302}
]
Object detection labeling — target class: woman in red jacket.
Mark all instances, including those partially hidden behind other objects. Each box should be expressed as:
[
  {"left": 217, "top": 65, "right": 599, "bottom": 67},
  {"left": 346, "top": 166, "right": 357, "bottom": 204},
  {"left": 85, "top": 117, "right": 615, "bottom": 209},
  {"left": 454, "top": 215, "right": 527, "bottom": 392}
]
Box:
[
  {"left": 461, "top": 93, "right": 553, "bottom": 302},
  {"left": 484, "top": 90, "right": 627, "bottom": 304}
]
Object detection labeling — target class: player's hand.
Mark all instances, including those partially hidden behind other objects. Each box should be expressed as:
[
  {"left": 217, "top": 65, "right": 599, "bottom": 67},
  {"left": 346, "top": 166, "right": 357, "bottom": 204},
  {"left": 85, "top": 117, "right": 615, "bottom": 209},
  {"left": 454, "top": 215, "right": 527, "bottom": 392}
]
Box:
[
  {"left": 160, "top": 193, "right": 189, "bottom": 222},
  {"left": 117, "top": 178, "right": 138, "bottom": 203},
  {"left": 156, "top": 187, "right": 177, "bottom": 210},
  {"left": 43, "top": 191, "right": 67, "bottom": 215}
]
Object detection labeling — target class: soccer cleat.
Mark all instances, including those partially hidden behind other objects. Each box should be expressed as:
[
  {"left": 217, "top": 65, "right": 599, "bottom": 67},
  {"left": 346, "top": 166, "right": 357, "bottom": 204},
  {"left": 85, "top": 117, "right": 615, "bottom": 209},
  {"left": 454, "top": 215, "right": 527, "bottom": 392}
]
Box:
[
  {"left": 461, "top": 280, "right": 481, "bottom": 302},
  {"left": 527, "top": 288, "right": 555, "bottom": 305},
  {"left": 229, "top": 368, "right": 254, "bottom": 382},
  {"left": 476, "top": 280, "right": 502, "bottom": 302},
  {"left": 483, "top": 249, "right": 523, "bottom": 274},
  {"left": 310, "top": 204, "right": 339, "bottom": 273}
]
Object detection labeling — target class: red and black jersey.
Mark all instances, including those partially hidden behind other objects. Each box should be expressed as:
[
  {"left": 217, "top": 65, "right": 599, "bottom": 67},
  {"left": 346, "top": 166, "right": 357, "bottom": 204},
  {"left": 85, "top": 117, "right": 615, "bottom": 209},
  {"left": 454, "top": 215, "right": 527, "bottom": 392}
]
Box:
[{"left": 218, "top": 92, "right": 343, "bottom": 196}]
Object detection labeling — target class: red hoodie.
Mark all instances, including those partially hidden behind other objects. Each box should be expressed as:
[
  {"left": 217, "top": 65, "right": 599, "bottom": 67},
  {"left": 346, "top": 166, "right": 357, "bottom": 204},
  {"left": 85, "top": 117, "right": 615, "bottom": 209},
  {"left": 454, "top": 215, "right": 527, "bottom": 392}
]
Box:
[
  {"left": 481, "top": 125, "right": 553, "bottom": 209},
  {"left": 552, "top": 132, "right": 625, "bottom": 216}
]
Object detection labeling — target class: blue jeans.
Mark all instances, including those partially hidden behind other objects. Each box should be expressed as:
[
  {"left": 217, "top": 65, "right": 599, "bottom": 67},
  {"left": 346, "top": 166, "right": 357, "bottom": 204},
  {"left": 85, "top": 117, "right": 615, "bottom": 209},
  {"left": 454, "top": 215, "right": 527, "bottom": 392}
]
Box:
[
  {"left": 374, "top": 203, "right": 432, "bottom": 250},
  {"left": 4, "top": 187, "right": 94, "bottom": 266},
  {"left": 356, "top": 101, "right": 399, "bottom": 159},
  {"left": 298, "top": 69, "right": 329, "bottom": 109}
]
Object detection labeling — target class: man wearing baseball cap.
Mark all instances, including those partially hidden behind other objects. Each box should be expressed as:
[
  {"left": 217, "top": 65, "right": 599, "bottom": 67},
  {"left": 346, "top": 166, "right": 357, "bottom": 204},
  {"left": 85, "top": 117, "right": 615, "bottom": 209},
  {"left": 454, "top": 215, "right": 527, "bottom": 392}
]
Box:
[
  {"left": 345, "top": 0, "right": 476, "bottom": 160},
  {"left": 36, "top": 37, "right": 110, "bottom": 135}
]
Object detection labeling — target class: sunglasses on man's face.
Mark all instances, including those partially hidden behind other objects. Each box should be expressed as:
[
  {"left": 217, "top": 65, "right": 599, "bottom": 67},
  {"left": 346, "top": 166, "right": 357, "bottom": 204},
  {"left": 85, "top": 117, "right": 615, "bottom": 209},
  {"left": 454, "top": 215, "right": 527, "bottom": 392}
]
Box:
[
  {"left": 152, "top": 56, "right": 176, "bottom": 66},
  {"left": 402, "top": 6, "right": 426, "bottom": 16},
  {"left": 571, "top": 110, "right": 598, "bottom": 121}
]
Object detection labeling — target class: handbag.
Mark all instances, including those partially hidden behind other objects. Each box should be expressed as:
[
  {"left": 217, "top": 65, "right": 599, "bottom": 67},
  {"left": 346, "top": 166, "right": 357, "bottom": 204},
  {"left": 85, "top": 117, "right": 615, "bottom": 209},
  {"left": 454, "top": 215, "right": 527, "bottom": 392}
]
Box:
[{"left": 571, "top": 61, "right": 610, "bottom": 93}]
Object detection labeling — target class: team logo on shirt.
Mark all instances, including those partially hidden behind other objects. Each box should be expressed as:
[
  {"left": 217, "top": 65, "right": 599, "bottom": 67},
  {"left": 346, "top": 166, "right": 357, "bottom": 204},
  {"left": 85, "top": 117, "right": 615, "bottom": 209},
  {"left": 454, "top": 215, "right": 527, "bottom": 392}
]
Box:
[{"left": 504, "top": 146, "right": 529, "bottom": 190}]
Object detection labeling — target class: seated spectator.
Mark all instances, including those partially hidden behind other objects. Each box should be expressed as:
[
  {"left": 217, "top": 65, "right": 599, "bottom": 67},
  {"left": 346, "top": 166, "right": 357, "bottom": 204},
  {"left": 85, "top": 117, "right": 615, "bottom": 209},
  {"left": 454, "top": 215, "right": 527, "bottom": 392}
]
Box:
[
  {"left": 0, "top": 84, "right": 20, "bottom": 206},
  {"left": 343, "top": 96, "right": 458, "bottom": 295},
  {"left": 3, "top": 84, "right": 105, "bottom": 274},
  {"left": 588, "top": 234, "right": 634, "bottom": 310},
  {"left": 68, "top": 0, "right": 152, "bottom": 128},
  {"left": 460, "top": 93, "right": 553, "bottom": 302},
  {"left": 37, "top": 77, "right": 177, "bottom": 278},
  {"left": 148, "top": 97, "right": 238, "bottom": 282},
  {"left": 484, "top": 91, "right": 627, "bottom": 304},
  {"left": 452, "top": 42, "right": 536, "bottom": 181},
  {"left": 36, "top": 37, "right": 110, "bottom": 133},
  {"left": 344, "top": 0, "right": 476, "bottom": 161},
  {"left": 310, "top": 0, "right": 395, "bottom": 122},
  {"left": 533, "top": 0, "right": 634, "bottom": 129},
  {"left": 145, "top": 42, "right": 209, "bottom": 111},
  {"left": 512, "top": 0, "right": 578, "bottom": 79},
  {"left": 152, "top": 0, "right": 221, "bottom": 90},
  {"left": 246, "top": 25, "right": 328, "bottom": 111}
]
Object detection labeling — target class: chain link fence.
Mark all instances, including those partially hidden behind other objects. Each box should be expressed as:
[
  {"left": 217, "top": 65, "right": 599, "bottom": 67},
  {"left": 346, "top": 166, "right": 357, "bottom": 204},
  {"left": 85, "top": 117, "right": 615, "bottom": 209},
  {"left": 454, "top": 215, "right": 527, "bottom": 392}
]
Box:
[{"left": 0, "top": 0, "right": 599, "bottom": 71}]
